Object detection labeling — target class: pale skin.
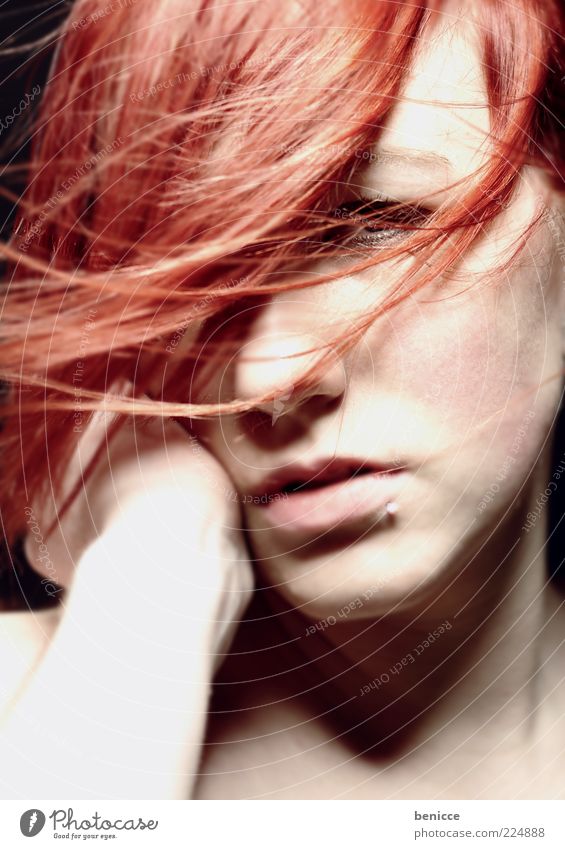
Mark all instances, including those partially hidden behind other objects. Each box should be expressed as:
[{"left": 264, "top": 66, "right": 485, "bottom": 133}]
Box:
[{"left": 1, "top": 5, "right": 564, "bottom": 799}]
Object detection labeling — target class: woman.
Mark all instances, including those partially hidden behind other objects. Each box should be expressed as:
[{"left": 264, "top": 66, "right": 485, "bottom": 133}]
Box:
[{"left": 0, "top": 0, "right": 563, "bottom": 799}]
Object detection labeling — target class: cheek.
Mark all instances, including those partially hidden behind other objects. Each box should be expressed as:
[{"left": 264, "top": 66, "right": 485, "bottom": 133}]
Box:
[
  {"left": 353, "top": 269, "right": 562, "bottom": 522},
  {"left": 372, "top": 274, "right": 557, "bottom": 437}
]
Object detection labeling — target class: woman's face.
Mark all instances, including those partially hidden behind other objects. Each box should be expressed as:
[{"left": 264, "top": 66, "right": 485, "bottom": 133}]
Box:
[{"left": 193, "top": 8, "right": 564, "bottom": 620}]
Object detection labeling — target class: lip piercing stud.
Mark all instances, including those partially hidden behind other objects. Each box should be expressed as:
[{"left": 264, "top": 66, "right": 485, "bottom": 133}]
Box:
[{"left": 384, "top": 500, "right": 399, "bottom": 518}]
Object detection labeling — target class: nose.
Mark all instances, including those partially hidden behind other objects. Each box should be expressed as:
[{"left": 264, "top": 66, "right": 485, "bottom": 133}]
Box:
[{"left": 233, "top": 325, "right": 347, "bottom": 423}]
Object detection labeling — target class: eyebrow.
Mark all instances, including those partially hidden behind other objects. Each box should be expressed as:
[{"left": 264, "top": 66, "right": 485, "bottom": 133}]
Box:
[
  {"left": 375, "top": 148, "right": 453, "bottom": 170},
  {"left": 354, "top": 147, "right": 454, "bottom": 200}
]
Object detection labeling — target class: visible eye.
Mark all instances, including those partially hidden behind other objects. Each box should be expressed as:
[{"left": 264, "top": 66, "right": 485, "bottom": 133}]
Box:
[{"left": 328, "top": 197, "right": 432, "bottom": 250}]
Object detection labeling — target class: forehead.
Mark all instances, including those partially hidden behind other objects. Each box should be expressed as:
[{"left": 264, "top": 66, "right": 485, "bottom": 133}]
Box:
[{"left": 357, "top": 7, "right": 491, "bottom": 200}]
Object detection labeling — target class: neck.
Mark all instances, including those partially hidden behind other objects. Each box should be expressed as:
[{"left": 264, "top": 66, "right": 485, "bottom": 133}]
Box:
[{"left": 277, "top": 473, "right": 563, "bottom": 785}]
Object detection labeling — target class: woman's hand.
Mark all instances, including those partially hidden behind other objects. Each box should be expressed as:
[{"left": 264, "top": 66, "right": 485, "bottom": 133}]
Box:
[{"left": 1, "top": 412, "right": 254, "bottom": 799}]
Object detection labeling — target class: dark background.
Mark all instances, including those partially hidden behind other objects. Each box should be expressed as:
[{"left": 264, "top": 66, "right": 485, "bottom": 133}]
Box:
[{"left": 0, "top": 1, "right": 70, "bottom": 240}]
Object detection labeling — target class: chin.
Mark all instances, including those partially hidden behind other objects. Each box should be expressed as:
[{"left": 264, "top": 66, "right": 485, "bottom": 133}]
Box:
[{"left": 252, "top": 528, "right": 457, "bottom": 623}]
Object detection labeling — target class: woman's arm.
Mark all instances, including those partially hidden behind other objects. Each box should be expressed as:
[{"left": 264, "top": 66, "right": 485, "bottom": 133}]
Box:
[{"left": 0, "top": 415, "right": 253, "bottom": 799}]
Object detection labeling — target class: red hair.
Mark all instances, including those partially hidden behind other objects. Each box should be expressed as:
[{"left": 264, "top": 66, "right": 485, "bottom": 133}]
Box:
[{"left": 0, "top": 0, "right": 563, "bottom": 545}]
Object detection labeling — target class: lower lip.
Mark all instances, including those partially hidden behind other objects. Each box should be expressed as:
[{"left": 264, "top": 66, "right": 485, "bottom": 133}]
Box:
[{"left": 250, "top": 470, "right": 408, "bottom": 537}]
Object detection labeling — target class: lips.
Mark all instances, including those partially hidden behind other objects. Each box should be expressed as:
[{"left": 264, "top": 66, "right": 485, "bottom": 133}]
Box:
[
  {"left": 245, "top": 457, "right": 408, "bottom": 539},
  {"left": 249, "top": 457, "right": 406, "bottom": 500}
]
